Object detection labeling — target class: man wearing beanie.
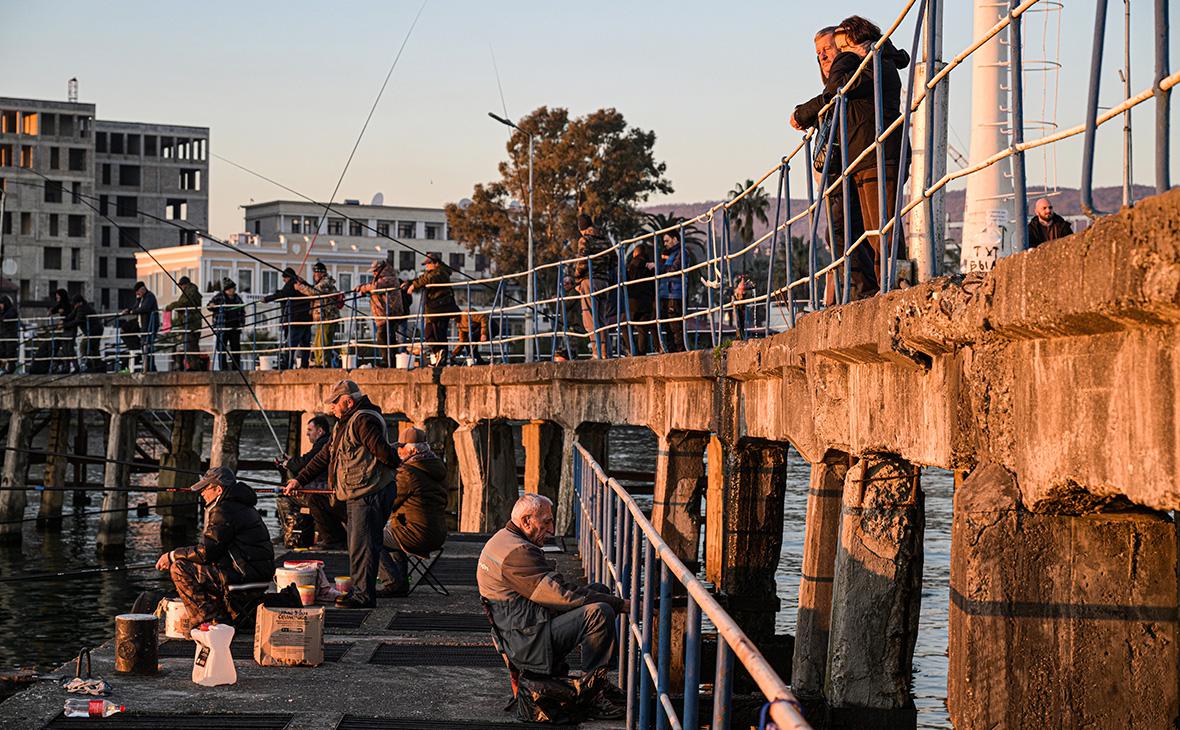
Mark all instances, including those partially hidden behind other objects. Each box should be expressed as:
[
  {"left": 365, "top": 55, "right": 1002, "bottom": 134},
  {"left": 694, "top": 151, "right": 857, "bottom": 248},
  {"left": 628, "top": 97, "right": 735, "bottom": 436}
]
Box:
[{"left": 207, "top": 278, "right": 245, "bottom": 371}]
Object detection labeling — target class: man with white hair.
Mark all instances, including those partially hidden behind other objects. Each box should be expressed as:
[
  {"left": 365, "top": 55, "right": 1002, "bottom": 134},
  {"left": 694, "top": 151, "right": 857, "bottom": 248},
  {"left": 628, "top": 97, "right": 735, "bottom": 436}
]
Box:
[
  {"left": 377, "top": 427, "right": 449, "bottom": 597},
  {"left": 477, "top": 493, "right": 628, "bottom": 718}
]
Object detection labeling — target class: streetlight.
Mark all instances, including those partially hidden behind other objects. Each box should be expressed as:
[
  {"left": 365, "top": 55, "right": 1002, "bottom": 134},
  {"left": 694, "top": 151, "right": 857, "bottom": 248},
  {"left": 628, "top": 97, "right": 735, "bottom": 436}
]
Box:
[{"left": 488, "top": 112, "right": 535, "bottom": 362}]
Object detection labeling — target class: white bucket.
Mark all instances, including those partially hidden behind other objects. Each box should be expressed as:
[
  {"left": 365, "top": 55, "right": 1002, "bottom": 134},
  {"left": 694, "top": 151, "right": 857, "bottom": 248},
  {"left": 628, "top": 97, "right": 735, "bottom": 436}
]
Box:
[
  {"left": 344, "top": 353, "right": 358, "bottom": 370},
  {"left": 164, "top": 598, "right": 191, "bottom": 640},
  {"left": 154, "top": 353, "right": 171, "bottom": 372},
  {"left": 258, "top": 355, "right": 275, "bottom": 371},
  {"left": 395, "top": 353, "right": 412, "bottom": 369},
  {"left": 274, "top": 566, "right": 317, "bottom": 592}
]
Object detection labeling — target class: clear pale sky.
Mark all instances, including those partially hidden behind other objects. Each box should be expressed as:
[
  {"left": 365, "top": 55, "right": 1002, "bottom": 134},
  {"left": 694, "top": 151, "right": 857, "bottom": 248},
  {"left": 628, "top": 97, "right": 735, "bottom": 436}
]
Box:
[{"left": 1, "top": 0, "right": 1173, "bottom": 236}]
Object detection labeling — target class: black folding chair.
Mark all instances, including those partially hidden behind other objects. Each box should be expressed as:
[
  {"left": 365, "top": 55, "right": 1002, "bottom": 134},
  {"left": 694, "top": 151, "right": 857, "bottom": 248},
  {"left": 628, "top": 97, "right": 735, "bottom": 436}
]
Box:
[{"left": 393, "top": 532, "right": 448, "bottom": 596}]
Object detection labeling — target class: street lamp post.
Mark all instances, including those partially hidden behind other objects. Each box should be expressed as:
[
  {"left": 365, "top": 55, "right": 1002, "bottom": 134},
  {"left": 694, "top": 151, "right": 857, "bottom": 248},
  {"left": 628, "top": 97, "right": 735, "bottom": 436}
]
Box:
[{"left": 488, "top": 112, "right": 535, "bottom": 362}]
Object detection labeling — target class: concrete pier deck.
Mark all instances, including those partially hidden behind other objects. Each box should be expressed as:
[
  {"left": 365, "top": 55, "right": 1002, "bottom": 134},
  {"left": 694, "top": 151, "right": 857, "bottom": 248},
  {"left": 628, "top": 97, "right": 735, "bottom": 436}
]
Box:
[{"left": 0, "top": 535, "right": 620, "bottom": 729}]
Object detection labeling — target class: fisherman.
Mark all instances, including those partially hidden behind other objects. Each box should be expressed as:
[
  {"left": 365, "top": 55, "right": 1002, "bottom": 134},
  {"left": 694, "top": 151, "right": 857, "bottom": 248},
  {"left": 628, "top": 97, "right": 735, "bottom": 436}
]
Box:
[
  {"left": 406, "top": 253, "right": 458, "bottom": 366},
  {"left": 165, "top": 276, "right": 203, "bottom": 371},
  {"left": 0, "top": 295, "right": 18, "bottom": 374},
  {"left": 284, "top": 379, "right": 400, "bottom": 608},
  {"left": 207, "top": 278, "right": 245, "bottom": 371},
  {"left": 452, "top": 310, "right": 495, "bottom": 365},
  {"left": 294, "top": 261, "right": 342, "bottom": 368},
  {"left": 477, "top": 493, "right": 627, "bottom": 719},
  {"left": 378, "top": 427, "right": 448, "bottom": 597},
  {"left": 263, "top": 267, "right": 312, "bottom": 370},
  {"left": 356, "top": 259, "right": 402, "bottom": 367},
  {"left": 121, "top": 282, "right": 159, "bottom": 371},
  {"left": 570, "top": 215, "right": 616, "bottom": 359},
  {"left": 64, "top": 293, "right": 103, "bottom": 373},
  {"left": 155, "top": 467, "right": 275, "bottom": 625},
  {"left": 277, "top": 415, "right": 346, "bottom": 550}
]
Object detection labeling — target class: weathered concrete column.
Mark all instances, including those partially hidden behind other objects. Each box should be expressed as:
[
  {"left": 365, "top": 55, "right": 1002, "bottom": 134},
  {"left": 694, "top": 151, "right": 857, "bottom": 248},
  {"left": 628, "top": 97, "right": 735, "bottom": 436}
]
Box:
[
  {"left": 704, "top": 434, "right": 727, "bottom": 587},
  {"left": 96, "top": 411, "right": 138, "bottom": 556},
  {"left": 456, "top": 420, "right": 518, "bottom": 533},
  {"left": 826, "top": 455, "right": 924, "bottom": 714},
  {"left": 715, "top": 439, "right": 790, "bottom": 642},
  {"left": 948, "top": 464, "right": 1178, "bottom": 729},
  {"left": 209, "top": 411, "right": 245, "bottom": 472},
  {"left": 424, "top": 417, "right": 460, "bottom": 530},
  {"left": 157, "top": 411, "right": 202, "bottom": 541},
  {"left": 0, "top": 409, "right": 32, "bottom": 545},
  {"left": 791, "top": 450, "right": 849, "bottom": 702},
  {"left": 522, "top": 420, "right": 562, "bottom": 503},
  {"left": 556, "top": 423, "right": 610, "bottom": 535},
  {"left": 37, "top": 409, "right": 73, "bottom": 530},
  {"left": 651, "top": 430, "right": 708, "bottom": 565}
]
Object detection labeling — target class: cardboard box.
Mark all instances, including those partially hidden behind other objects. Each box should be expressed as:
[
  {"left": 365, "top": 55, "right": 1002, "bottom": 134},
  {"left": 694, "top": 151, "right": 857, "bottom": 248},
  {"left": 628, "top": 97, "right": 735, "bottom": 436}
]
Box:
[{"left": 253, "top": 605, "right": 324, "bottom": 667}]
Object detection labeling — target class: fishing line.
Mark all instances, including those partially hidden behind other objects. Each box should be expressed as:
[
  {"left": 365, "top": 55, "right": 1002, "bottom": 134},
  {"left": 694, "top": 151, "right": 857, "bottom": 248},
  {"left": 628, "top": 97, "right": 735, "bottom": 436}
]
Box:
[
  {"left": 298, "top": 0, "right": 430, "bottom": 274},
  {"left": 0, "top": 562, "right": 159, "bottom": 584},
  {"left": 0, "top": 445, "right": 286, "bottom": 487}
]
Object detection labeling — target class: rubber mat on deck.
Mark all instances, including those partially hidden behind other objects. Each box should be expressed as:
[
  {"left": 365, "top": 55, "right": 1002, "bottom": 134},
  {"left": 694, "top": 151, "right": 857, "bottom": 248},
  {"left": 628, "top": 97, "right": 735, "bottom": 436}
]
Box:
[
  {"left": 368, "top": 642, "right": 580, "bottom": 669},
  {"left": 156, "top": 640, "right": 352, "bottom": 662},
  {"left": 336, "top": 717, "right": 573, "bottom": 729},
  {"left": 386, "top": 612, "right": 490, "bottom": 632},
  {"left": 325, "top": 608, "right": 370, "bottom": 629},
  {"left": 45, "top": 713, "right": 292, "bottom": 729}
]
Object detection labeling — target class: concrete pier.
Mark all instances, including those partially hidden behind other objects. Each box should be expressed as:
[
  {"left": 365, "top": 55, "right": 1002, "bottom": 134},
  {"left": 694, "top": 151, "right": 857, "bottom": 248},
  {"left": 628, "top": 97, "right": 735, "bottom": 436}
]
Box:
[
  {"left": 948, "top": 464, "right": 1179, "bottom": 729},
  {"left": 456, "top": 420, "right": 517, "bottom": 532},
  {"left": 96, "top": 410, "right": 137, "bottom": 555},
  {"left": 0, "top": 409, "right": 31, "bottom": 544},
  {"left": 156, "top": 410, "right": 202, "bottom": 540},
  {"left": 826, "top": 456, "right": 923, "bottom": 713},
  {"left": 36, "top": 409, "right": 71, "bottom": 529}
]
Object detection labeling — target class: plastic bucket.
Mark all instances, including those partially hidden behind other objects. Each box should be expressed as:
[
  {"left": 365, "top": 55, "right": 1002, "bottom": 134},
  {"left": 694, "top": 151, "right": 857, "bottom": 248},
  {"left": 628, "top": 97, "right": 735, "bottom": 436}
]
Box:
[
  {"left": 274, "top": 566, "right": 317, "bottom": 592},
  {"left": 335, "top": 576, "right": 353, "bottom": 594},
  {"left": 164, "top": 598, "right": 191, "bottom": 640},
  {"left": 394, "top": 352, "right": 411, "bottom": 369},
  {"left": 258, "top": 355, "right": 275, "bottom": 371},
  {"left": 297, "top": 584, "right": 316, "bottom": 606}
]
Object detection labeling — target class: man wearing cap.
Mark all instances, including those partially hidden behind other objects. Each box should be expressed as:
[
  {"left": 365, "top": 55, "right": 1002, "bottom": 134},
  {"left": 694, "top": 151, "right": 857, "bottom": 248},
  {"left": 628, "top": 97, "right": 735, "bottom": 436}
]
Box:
[
  {"left": 164, "top": 275, "right": 203, "bottom": 371},
  {"left": 406, "top": 253, "right": 458, "bottom": 366},
  {"left": 155, "top": 467, "right": 275, "bottom": 625},
  {"left": 357, "top": 259, "right": 403, "bottom": 367},
  {"left": 295, "top": 261, "right": 342, "bottom": 368},
  {"left": 263, "top": 267, "right": 312, "bottom": 369},
  {"left": 207, "top": 279, "right": 245, "bottom": 371},
  {"left": 284, "top": 379, "right": 401, "bottom": 608},
  {"left": 378, "top": 427, "right": 449, "bottom": 596},
  {"left": 121, "top": 282, "right": 159, "bottom": 371}
]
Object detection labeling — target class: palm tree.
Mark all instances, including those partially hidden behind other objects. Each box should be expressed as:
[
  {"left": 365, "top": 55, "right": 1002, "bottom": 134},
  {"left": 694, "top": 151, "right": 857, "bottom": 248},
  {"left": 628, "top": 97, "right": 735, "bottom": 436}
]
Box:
[
  {"left": 641, "top": 211, "right": 706, "bottom": 260},
  {"left": 726, "top": 179, "right": 771, "bottom": 273}
]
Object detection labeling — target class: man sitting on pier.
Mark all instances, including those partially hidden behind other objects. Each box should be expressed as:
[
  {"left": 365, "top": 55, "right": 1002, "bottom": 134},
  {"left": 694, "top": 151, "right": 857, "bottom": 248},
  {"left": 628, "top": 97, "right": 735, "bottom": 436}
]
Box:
[
  {"left": 477, "top": 494, "right": 627, "bottom": 717},
  {"left": 378, "top": 427, "right": 449, "bottom": 597},
  {"left": 155, "top": 467, "right": 275, "bottom": 625}
]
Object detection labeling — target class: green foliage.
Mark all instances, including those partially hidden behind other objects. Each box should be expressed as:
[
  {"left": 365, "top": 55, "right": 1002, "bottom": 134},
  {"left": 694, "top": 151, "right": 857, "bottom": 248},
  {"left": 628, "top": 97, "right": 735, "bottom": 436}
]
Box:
[
  {"left": 726, "top": 179, "right": 770, "bottom": 250},
  {"left": 445, "top": 106, "right": 673, "bottom": 278}
]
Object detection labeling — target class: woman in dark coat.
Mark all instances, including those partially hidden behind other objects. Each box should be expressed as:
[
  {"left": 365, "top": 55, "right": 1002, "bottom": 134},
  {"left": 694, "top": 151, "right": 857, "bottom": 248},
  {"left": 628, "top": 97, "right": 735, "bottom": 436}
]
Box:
[{"left": 48, "top": 288, "right": 75, "bottom": 372}]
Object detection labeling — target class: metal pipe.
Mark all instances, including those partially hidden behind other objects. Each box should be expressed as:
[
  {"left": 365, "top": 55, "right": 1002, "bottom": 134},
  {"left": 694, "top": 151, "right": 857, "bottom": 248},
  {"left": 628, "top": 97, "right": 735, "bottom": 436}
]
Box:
[
  {"left": 638, "top": 538, "right": 656, "bottom": 730},
  {"left": 872, "top": 48, "right": 889, "bottom": 291},
  {"left": 1156, "top": 0, "right": 1172, "bottom": 193},
  {"left": 655, "top": 562, "right": 673, "bottom": 729},
  {"left": 1122, "top": 0, "right": 1132, "bottom": 207},
  {"left": 526, "top": 134, "right": 535, "bottom": 362},
  {"left": 1010, "top": 0, "right": 1029, "bottom": 251},
  {"left": 713, "top": 641, "right": 734, "bottom": 730},
  {"left": 627, "top": 510, "right": 643, "bottom": 728},
  {"left": 1080, "top": 0, "right": 1110, "bottom": 219},
  {"left": 682, "top": 594, "right": 702, "bottom": 730}
]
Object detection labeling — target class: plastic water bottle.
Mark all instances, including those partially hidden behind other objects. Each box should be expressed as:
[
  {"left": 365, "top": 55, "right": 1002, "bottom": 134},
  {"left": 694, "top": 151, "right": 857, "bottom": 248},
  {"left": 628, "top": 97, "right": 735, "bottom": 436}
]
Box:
[{"left": 63, "top": 699, "right": 125, "bottom": 718}]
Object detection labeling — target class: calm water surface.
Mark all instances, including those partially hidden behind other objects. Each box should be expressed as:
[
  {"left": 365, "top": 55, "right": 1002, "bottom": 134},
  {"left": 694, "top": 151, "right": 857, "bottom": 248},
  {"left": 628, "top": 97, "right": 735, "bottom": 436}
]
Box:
[{"left": 1, "top": 419, "right": 951, "bottom": 728}]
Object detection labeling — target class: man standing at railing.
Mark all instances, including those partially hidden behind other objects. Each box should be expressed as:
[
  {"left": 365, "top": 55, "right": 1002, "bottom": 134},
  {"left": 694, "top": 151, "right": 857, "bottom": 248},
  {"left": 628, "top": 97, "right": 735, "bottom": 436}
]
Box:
[
  {"left": 294, "top": 261, "right": 342, "bottom": 368},
  {"left": 0, "top": 295, "right": 19, "bottom": 374},
  {"left": 263, "top": 267, "right": 312, "bottom": 370},
  {"left": 477, "top": 493, "right": 628, "bottom": 719},
  {"left": 625, "top": 242, "right": 655, "bottom": 355},
  {"left": 122, "top": 282, "right": 159, "bottom": 371},
  {"left": 357, "top": 259, "right": 402, "bottom": 367},
  {"left": 655, "top": 231, "right": 684, "bottom": 353},
  {"left": 207, "top": 278, "right": 245, "bottom": 371},
  {"left": 572, "top": 215, "right": 616, "bottom": 359},
  {"left": 1027, "top": 197, "right": 1073, "bottom": 248},
  {"left": 406, "top": 253, "right": 458, "bottom": 367},
  {"left": 65, "top": 293, "right": 103, "bottom": 373},
  {"left": 165, "top": 276, "right": 203, "bottom": 371}
]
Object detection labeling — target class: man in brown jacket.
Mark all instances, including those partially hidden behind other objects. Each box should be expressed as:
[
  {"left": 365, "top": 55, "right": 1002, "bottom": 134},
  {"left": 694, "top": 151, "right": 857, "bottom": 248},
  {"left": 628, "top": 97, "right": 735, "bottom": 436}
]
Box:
[
  {"left": 477, "top": 494, "right": 628, "bottom": 687},
  {"left": 378, "top": 427, "right": 449, "bottom": 596}
]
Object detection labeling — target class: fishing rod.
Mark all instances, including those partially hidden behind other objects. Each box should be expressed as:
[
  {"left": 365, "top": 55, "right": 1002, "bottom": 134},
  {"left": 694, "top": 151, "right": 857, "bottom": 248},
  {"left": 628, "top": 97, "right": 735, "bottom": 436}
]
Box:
[
  {"left": 297, "top": 0, "right": 430, "bottom": 275},
  {"left": 0, "top": 500, "right": 181, "bottom": 526},
  {"left": 0, "top": 562, "right": 159, "bottom": 584},
  {"left": 0, "top": 483, "right": 331, "bottom": 496},
  {"left": 0, "top": 445, "right": 286, "bottom": 487},
  {"left": 19, "top": 169, "right": 288, "bottom": 458}
]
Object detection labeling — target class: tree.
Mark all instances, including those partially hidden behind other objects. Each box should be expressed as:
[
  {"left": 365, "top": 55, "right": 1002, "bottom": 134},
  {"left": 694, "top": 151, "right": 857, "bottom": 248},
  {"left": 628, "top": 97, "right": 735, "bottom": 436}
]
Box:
[
  {"left": 446, "top": 107, "right": 673, "bottom": 284},
  {"left": 726, "top": 180, "right": 770, "bottom": 271}
]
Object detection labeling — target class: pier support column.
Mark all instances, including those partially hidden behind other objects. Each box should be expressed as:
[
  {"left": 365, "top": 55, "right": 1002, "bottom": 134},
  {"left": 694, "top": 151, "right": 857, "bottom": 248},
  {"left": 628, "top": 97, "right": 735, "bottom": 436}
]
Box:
[
  {"left": 522, "top": 420, "right": 562, "bottom": 503},
  {"left": 791, "top": 450, "right": 849, "bottom": 702},
  {"left": 948, "top": 464, "right": 1178, "bottom": 729},
  {"left": 157, "top": 411, "right": 202, "bottom": 541},
  {"left": 424, "top": 417, "right": 460, "bottom": 531},
  {"left": 0, "top": 409, "right": 32, "bottom": 545},
  {"left": 826, "top": 455, "right": 923, "bottom": 716},
  {"left": 209, "top": 411, "right": 244, "bottom": 472},
  {"left": 37, "top": 409, "right": 73, "bottom": 530},
  {"left": 715, "top": 439, "right": 789, "bottom": 642},
  {"left": 651, "top": 431, "right": 707, "bottom": 566},
  {"left": 556, "top": 423, "right": 610, "bottom": 536},
  {"left": 456, "top": 420, "right": 517, "bottom": 533},
  {"left": 96, "top": 411, "right": 138, "bottom": 556}
]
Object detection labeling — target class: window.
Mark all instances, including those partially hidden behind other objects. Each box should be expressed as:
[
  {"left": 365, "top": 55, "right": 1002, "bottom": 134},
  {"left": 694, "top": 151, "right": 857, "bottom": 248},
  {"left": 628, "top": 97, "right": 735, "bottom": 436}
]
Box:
[
  {"left": 328, "top": 218, "right": 343, "bottom": 235},
  {"left": 475, "top": 254, "right": 490, "bottom": 271},
  {"left": 101, "top": 226, "right": 111, "bottom": 247},
  {"left": 209, "top": 267, "right": 230, "bottom": 292},
  {"left": 101, "top": 288, "right": 110, "bottom": 309},
  {"left": 118, "top": 227, "right": 139, "bottom": 247},
  {"left": 304, "top": 217, "right": 318, "bottom": 233},
  {"left": 99, "top": 257, "right": 108, "bottom": 278},
  {"left": 253, "top": 220, "right": 261, "bottom": 235},
  {"left": 19, "top": 280, "right": 29, "bottom": 302},
  {"left": 127, "top": 135, "right": 141, "bottom": 155},
  {"left": 68, "top": 148, "right": 85, "bottom": 172},
  {"left": 96, "top": 132, "right": 107, "bottom": 153},
  {"left": 116, "top": 258, "right": 136, "bottom": 279},
  {"left": 68, "top": 215, "right": 85, "bottom": 238},
  {"left": 49, "top": 214, "right": 60, "bottom": 236},
  {"left": 101, "top": 163, "right": 111, "bottom": 185},
  {"left": 165, "top": 199, "right": 187, "bottom": 221},
  {"left": 376, "top": 221, "right": 390, "bottom": 237},
  {"left": 19, "top": 145, "right": 32, "bottom": 168},
  {"left": 44, "top": 246, "right": 62, "bottom": 269},
  {"left": 1, "top": 211, "right": 9, "bottom": 235},
  {"left": 160, "top": 136, "right": 174, "bottom": 158},
  {"left": 44, "top": 180, "right": 63, "bottom": 203},
  {"left": 0, "top": 111, "right": 14, "bottom": 134},
  {"left": 115, "top": 196, "right": 137, "bottom": 217},
  {"left": 99, "top": 195, "right": 108, "bottom": 216},
  {"left": 0, "top": 144, "right": 10, "bottom": 166},
  {"left": 71, "top": 181, "right": 81, "bottom": 203},
  {"left": 145, "top": 136, "right": 157, "bottom": 157},
  {"left": 20, "top": 212, "right": 31, "bottom": 236},
  {"left": 178, "top": 229, "right": 196, "bottom": 245},
  {"left": 449, "top": 253, "right": 466, "bottom": 270},
  {"left": 110, "top": 133, "right": 124, "bottom": 154},
  {"left": 20, "top": 112, "right": 38, "bottom": 135},
  {"left": 425, "top": 223, "right": 442, "bottom": 240},
  {"left": 67, "top": 281, "right": 82, "bottom": 296},
  {"left": 338, "top": 272, "right": 352, "bottom": 291},
  {"left": 349, "top": 220, "right": 364, "bottom": 236},
  {"left": 262, "top": 270, "right": 279, "bottom": 294},
  {"left": 119, "top": 165, "right": 141, "bottom": 186},
  {"left": 238, "top": 269, "right": 253, "bottom": 294},
  {"left": 70, "top": 247, "right": 81, "bottom": 270},
  {"left": 43, "top": 114, "right": 56, "bottom": 136},
  {"left": 58, "top": 116, "right": 73, "bottom": 137},
  {"left": 179, "top": 168, "right": 200, "bottom": 190},
  {"left": 399, "top": 251, "right": 415, "bottom": 271},
  {"left": 397, "top": 221, "right": 416, "bottom": 238},
  {"left": 290, "top": 217, "right": 301, "bottom": 233},
  {"left": 50, "top": 147, "right": 61, "bottom": 170}
]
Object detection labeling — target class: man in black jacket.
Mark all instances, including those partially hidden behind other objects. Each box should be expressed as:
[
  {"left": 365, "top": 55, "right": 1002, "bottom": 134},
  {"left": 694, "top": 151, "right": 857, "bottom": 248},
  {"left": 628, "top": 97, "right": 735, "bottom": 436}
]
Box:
[
  {"left": 378, "top": 427, "right": 449, "bottom": 596},
  {"left": 65, "top": 293, "right": 103, "bottom": 373},
  {"left": 0, "top": 296, "right": 19, "bottom": 374},
  {"left": 407, "top": 253, "right": 458, "bottom": 366},
  {"left": 264, "top": 267, "right": 311, "bottom": 369},
  {"left": 122, "top": 282, "right": 159, "bottom": 371},
  {"left": 792, "top": 15, "right": 911, "bottom": 291},
  {"left": 278, "top": 415, "right": 346, "bottom": 549},
  {"left": 285, "top": 379, "right": 401, "bottom": 608},
  {"left": 156, "top": 467, "right": 275, "bottom": 625},
  {"left": 208, "top": 278, "right": 245, "bottom": 371},
  {"left": 1027, "top": 197, "right": 1073, "bottom": 248}
]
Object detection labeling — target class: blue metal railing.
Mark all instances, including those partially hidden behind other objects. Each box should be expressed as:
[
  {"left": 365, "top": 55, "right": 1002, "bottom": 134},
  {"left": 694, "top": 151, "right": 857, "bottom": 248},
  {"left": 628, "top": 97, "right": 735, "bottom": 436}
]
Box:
[{"left": 573, "top": 443, "right": 809, "bottom": 730}]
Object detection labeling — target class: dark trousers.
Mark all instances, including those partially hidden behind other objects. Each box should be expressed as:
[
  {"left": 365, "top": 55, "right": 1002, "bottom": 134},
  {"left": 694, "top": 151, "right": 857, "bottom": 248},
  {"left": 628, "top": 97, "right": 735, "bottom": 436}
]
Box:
[
  {"left": 378, "top": 524, "right": 410, "bottom": 589},
  {"left": 424, "top": 309, "right": 455, "bottom": 358},
  {"left": 657, "top": 299, "right": 683, "bottom": 353},
  {"left": 549, "top": 582, "right": 618, "bottom": 672},
  {"left": 625, "top": 299, "right": 653, "bottom": 355},
  {"left": 283, "top": 324, "right": 311, "bottom": 369},
  {"left": 292, "top": 491, "right": 347, "bottom": 546},
  {"left": 373, "top": 318, "right": 395, "bottom": 367},
  {"left": 853, "top": 168, "right": 903, "bottom": 289},
  {"left": 170, "top": 558, "right": 230, "bottom": 625},
  {"left": 346, "top": 483, "right": 396, "bottom": 606},
  {"left": 824, "top": 185, "right": 876, "bottom": 304},
  {"left": 216, "top": 329, "right": 241, "bottom": 371}
]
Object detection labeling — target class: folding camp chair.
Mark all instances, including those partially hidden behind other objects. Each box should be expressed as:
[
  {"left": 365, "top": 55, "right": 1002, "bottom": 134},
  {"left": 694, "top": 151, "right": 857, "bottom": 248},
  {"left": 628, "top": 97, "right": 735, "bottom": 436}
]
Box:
[{"left": 392, "top": 531, "right": 449, "bottom": 596}]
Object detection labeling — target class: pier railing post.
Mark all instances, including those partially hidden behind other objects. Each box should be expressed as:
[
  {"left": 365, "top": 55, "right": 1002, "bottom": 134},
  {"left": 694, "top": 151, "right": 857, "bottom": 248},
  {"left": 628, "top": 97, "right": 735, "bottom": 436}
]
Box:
[
  {"left": 0, "top": 407, "right": 32, "bottom": 545},
  {"left": 96, "top": 410, "right": 137, "bottom": 556}
]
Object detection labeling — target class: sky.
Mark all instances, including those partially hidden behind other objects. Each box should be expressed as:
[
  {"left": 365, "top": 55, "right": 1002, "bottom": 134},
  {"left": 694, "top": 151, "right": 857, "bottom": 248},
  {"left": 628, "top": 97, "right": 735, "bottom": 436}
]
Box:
[{"left": 1, "top": 0, "right": 1175, "bottom": 237}]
